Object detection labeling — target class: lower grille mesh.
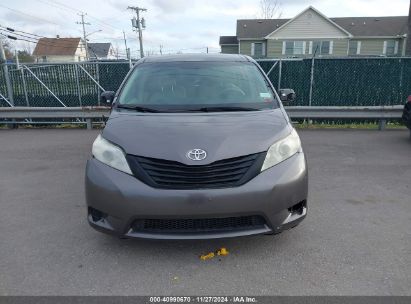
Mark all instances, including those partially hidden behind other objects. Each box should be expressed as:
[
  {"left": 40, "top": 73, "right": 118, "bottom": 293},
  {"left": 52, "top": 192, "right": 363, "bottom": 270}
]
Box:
[{"left": 132, "top": 216, "right": 266, "bottom": 234}]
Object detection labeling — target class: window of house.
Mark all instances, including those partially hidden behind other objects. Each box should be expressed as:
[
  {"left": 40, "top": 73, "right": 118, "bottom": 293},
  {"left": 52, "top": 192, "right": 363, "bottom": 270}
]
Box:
[
  {"left": 348, "top": 41, "right": 357, "bottom": 55},
  {"left": 251, "top": 42, "right": 266, "bottom": 58},
  {"left": 285, "top": 41, "right": 294, "bottom": 55},
  {"left": 321, "top": 41, "right": 330, "bottom": 54},
  {"left": 42, "top": 56, "right": 47, "bottom": 62},
  {"left": 384, "top": 40, "right": 398, "bottom": 56},
  {"left": 310, "top": 41, "right": 332, "bottom": 55},
  {"left": 293, "top": 41, "right": 305, "bottom": 55},
  {"left": 284, "top": 41, "right": 305, "bottom": 55},
  {"left": 312, "top": 41, "right": 321, "bottom": 54}
]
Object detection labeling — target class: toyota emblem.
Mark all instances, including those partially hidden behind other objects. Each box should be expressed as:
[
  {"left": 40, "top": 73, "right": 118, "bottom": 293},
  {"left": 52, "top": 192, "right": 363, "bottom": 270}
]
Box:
[{"left": 186, "top": 149, "right": 207, "bottom": 161}]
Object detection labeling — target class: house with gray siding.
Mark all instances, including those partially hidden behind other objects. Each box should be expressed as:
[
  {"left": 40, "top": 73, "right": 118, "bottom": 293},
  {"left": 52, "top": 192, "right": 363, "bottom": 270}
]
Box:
[
  {"left": 219, "top": 6, "right": 408, "bottom": 58},
  {"left": 88, "top": 43, "right": 116, "bottom": 60}
]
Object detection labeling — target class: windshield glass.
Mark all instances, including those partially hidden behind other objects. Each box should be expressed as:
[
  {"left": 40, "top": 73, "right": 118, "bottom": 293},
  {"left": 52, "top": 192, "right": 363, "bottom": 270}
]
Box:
[{"left": 117, "top": 61, "right": 278, "bottom": 111}]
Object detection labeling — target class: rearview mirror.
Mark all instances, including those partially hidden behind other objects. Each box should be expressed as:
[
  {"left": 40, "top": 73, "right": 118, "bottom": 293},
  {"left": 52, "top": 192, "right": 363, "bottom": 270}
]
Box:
[
  {"left": 100, "top": 91, "right": 116, "bottom": 105},
  {"left": 279, "top": 89, "right": 296, "bottom": 103}
]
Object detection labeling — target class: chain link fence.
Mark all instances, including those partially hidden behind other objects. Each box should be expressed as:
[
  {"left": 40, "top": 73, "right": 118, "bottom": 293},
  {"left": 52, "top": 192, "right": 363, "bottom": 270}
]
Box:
[
  {"left": 1, "top": 58, "right": 410, "bottom": 108},
  {"left": 0, "top": 61, "right": 132, "bottom": 107},
  {"left": 258, "top": 57, "right": 411, "bottom": 106}
]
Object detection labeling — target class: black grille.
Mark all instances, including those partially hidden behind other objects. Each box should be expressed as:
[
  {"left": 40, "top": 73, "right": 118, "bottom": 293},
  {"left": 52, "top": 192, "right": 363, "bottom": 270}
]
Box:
[
  {"left": 126, "top": 153, "right": 265, "bottom": 189},
  {"left": 132, "top": 216, "right": 266, "bottom": 234}
]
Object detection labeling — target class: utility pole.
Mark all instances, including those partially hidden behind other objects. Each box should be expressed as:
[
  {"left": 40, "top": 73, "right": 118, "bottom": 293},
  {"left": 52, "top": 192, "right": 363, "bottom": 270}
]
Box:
[
  {"left": 76, "top": 13, "right": 91, "bottom": 60},
  {"left": 122, "top": 30, "right": 129, "bottom": 58},
  {"left": 121, "top": 30, "right": 132, "bottom": 67},
  {"left": 0, "top": 39, "right": 14, "bottom": 105},
  {"left": 128, "top": 6, "right": 147, "bottom": 58}
]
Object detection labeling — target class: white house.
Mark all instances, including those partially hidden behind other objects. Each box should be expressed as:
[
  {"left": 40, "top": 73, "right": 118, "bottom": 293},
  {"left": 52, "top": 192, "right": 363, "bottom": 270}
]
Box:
[{"left": 33, "top": 37, "right": 87, "bottom": 62}]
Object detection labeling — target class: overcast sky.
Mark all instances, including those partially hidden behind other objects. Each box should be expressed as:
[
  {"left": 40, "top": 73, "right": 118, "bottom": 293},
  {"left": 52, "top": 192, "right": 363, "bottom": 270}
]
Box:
[{"left": 0, "top": 0, "right": 409, "bottom": 57}]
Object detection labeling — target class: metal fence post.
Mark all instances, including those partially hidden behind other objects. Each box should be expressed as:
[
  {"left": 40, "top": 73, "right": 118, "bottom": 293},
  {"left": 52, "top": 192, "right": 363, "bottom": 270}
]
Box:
[
  {"left": 74, "top": 64, "right": 82, "bottom": 107},
  {"left": 398, "top": 58, "right": 404, "bottom": 103},
  {"left": 20, "top": 67, "right": 30, "bottom": 107},
  {"left": 95, "top": 62, "right": 101, "bottom": 106},
  {"left": 308, "top": 57, "right": 315, "bottom": 107},
  {"left": 277, "top": 59, "right": 282, "bottom": 91},
  {"left": 128, "top": 48, "right": 132, "bottom": 69},
  {"left": 378, "top": 119, "right": 386, "bottom": 131},
  {"left": 0, "top": 40, "right": 14, "bottom": 106},
  {"left": 86, "top": 118, "right": 92, "bottom": 130}
]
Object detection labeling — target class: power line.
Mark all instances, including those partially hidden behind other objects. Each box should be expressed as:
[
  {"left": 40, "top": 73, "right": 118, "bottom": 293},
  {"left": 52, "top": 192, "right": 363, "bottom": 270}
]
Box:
[
  {"left": 0, "top": 4, "right": 59, "bottom": 25},
  {"left": 0, "top": 26, "right": 44, "bottom": 39},
  {"left": 1, "top": 27, "right": 43, "bottom": 41},
  {"left": 0, "top": 27, "right": 87, "bottom": 50},
  {"left": 37, "top": 0, "right": 124, "bottom": 32},
  {"left": 36, "top": 0, "right": 79, "bottom": 13}
]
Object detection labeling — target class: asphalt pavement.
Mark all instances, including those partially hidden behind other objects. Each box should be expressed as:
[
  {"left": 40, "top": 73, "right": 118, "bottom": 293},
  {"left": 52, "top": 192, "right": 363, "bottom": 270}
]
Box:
[{"left": 0, "top": 129, "right": 410, "bottom": 295}]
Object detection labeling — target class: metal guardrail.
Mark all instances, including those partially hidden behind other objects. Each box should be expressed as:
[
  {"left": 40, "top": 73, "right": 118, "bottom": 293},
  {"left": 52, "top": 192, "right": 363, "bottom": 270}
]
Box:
[
  {"left": 0, "top": 105, "right": 404, "bottom": 130},
  {"left": 286, "top": 105, "right": 403, "bottom": 118},
  {"left": 286, "top": 105, "right": 404, "bottom": 130},
  {"left": 0, "top": 106, "right": 110, "bottom": 129}
]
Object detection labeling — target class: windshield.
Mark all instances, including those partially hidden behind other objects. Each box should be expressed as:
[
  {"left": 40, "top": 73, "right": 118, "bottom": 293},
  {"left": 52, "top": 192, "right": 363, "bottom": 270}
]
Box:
[{"left": 116, "top": 61, "right": 278, "bottom": 112}]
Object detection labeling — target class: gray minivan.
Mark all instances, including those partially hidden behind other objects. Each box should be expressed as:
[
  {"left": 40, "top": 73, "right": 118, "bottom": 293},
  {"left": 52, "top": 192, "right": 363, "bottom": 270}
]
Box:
[{"left": 85, "top": 54, "right": 308, "bottom": 240}]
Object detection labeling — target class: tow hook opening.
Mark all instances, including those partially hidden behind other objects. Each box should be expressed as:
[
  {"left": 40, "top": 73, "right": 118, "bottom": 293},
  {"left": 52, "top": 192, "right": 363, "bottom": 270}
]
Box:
[
  {"left": 288, "top": 200, "right": 306, "bottom": 215},
  {"left": 88, "top": 207, "right": 107, "bottom": 222}
]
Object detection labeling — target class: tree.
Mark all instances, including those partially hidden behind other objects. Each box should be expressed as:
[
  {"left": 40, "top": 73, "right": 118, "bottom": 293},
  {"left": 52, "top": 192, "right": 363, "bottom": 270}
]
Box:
[
  {"left": 17, "top": 50, "right": 34, "bottom": 63},
  {"left": 0, "top": 37, "right": 14, "bottom": 60},
  {"left": 259, "top": 0, "right": 282, "bottom": 19}
]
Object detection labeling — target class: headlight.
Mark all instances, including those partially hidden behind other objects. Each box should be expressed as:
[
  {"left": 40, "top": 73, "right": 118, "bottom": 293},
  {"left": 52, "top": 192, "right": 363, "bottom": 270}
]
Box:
[
  {"left": 92, "top": 134, "right": 132, "bottom": 175},
  {"left": 261, "top": 128, "right": 302, "bottom": 172}
]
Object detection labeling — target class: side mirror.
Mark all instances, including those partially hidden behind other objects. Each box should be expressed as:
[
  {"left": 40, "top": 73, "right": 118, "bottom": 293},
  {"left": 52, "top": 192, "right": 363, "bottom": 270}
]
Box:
[
  {"left": 100, "top": 91, "right": 116, "bottom": 105},
  {"left": 279, "top": 89, "right": 296, "bottom": 103}
]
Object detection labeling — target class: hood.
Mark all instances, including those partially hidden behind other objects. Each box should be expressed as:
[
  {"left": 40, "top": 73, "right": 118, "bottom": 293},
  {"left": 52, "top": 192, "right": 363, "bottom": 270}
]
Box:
[{"left": 102, "top": 109, "right": 291, "bottom": 165}]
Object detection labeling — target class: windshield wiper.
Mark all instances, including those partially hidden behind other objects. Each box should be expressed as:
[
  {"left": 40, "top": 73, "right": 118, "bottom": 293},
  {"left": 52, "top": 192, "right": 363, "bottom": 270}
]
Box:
[
  {"left": 191, "top": 106, "right": 260, "bottom": 112},
  {"left": 116, "top": 104, "right": 161, "bottom": 113}
]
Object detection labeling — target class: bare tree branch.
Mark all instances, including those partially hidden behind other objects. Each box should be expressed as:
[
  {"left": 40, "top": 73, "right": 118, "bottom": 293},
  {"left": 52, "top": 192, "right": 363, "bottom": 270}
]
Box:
[{"left": 259, "top": 0, "right": 282, "bottom": 19}]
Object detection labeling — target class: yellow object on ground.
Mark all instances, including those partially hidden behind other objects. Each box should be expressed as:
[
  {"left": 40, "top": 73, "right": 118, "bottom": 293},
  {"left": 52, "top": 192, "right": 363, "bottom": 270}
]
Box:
[
  {"left": 199, "top": 248, "right": 229, "bottom": 260},
  {"left": 216, "top": 248, "right": 229, "bottom": 256},
  {"left": 200, "top": 252, "right": 215, "bottom": 260}
]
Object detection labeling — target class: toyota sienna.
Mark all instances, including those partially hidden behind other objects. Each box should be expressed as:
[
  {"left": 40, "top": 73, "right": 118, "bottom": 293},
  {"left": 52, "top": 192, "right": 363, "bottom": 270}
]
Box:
[{"left": 85, "top": 54, "right": 308, "bottom": 239}]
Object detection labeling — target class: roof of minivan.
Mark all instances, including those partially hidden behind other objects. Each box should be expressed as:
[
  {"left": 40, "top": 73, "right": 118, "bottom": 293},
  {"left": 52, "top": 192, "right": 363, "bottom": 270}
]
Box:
[{"left": 141, "top": 54, "right": 249, "bottom": 63}]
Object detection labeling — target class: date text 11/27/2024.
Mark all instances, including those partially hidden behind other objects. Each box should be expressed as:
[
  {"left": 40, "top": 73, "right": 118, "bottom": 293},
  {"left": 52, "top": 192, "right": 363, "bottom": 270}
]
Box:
[{"left": 149, "top": 297, "right": 257, "bottom": 303}]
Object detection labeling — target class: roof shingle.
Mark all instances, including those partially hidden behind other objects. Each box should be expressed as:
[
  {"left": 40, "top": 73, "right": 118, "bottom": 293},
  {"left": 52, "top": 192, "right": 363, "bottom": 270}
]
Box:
[
  {"left": 88, "top": 43, "right": 112, "bottom": 58},
  {"left": 331, "top": 16, "right": 408, "bottom": 37},
  {"left": 33, "top": 38, "right": 81, "bottom": 56},
  {"left": 234, "top": 16, "right": 408, "bottom": 39},
  {"left": 219, "top": 36, "right": 238, "bottom": 45}
]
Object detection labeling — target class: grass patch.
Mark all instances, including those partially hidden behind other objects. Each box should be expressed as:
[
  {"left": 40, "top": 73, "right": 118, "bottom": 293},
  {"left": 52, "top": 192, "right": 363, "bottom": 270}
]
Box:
[
  {"left": 294, "top": 121, "right": 407, "bottom": 130},
  {"left": 0, "top": 123, "right": 104, "bottom": 129}
]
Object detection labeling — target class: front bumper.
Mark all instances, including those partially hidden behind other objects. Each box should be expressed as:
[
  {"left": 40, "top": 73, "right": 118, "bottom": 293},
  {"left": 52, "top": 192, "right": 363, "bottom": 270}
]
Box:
[{"left": 85, "top": 152, "right": 308, "bottom": 239}]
